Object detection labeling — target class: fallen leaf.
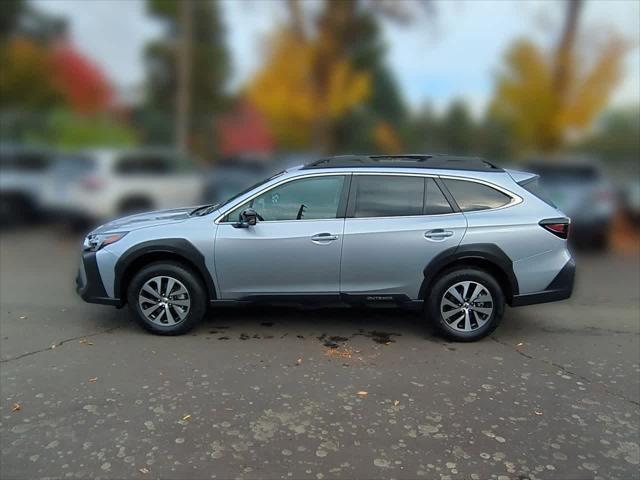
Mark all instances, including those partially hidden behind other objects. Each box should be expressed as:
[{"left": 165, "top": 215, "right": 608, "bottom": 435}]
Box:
[
  {"left": 356, "top": 391, "right": 368, "bottom": 396},
  {"left": 393, "top": 400, "right": 400, "bottom": 406},
  {"left": 181, "top": 414, "right": 191, "bottom": 421},
  {"left": 139, "top": 467, "right": 149, "bottom": 474},
  {"left": 11, "top": 403, "right": 20, "bottom": 412},
  {"left": 88, "top": 377, "right": 98, "bottom": 383}
]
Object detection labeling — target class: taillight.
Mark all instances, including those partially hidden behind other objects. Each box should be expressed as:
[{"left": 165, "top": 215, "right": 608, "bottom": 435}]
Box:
[
  {"left": 540, "top": 218, "right": 570, "bottom": 239},
  {"left": 81, "top": 175, "right": 105, "bottom": 191}
]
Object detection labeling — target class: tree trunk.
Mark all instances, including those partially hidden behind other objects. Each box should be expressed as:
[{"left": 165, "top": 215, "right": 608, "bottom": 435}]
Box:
[{"left": 176, "top": 0, "right": 193, "bottom": 153}]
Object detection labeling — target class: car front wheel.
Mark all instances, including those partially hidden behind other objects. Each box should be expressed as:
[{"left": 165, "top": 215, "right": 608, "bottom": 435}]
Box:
[
  {"left": 127, "top": 262, "right": 207, "bottom": 335},
  {"left": 426, "top": 268, "right": 504, "bottom": 342}
]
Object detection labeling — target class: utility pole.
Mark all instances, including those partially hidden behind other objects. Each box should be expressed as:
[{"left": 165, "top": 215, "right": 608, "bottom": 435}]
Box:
[{"left": 176, "top": 0, "right": 193, "bottom": 153}]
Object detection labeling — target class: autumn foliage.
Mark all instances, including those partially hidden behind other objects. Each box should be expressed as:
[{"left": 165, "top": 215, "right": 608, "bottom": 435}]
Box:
[
  {"left": 490, "top": 35, "right": 627, "bottom": 153},
  {"left": 0, "top": 37, "right": 112, "bottom": 114},
  {"left": 247, "top": 30, "right": 370, "bottom": 150}
]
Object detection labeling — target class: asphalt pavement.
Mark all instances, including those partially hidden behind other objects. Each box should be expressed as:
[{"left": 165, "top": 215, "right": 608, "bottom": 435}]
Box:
[{"left": 1, "top": 228, "right": 639, "bottom": 480}]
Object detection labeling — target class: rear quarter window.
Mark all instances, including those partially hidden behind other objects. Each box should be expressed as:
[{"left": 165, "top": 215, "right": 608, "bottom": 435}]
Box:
[
  {"left": 519, "top": 177, "right": 556, "bottom": 207},
  {"left": 443, "top": 178, "right": 512, "bottom": 212}
]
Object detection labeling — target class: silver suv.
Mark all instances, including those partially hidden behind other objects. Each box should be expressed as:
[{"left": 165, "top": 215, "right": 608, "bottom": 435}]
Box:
[{"left": 77, "top": 155, "right": 575, "bottom": 341}]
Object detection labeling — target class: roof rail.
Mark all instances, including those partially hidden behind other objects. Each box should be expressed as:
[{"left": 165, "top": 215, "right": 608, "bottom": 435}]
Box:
[{"left": 303, "top": 154, "right": 502, "bottom": 172}]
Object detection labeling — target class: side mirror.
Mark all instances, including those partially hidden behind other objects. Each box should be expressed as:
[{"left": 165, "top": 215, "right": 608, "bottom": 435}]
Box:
[{"left": 233, "top": 208, "right": 258, "bottom": 228}]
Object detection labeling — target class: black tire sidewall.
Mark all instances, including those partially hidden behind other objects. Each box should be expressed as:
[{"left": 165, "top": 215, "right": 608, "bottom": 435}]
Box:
[
  {"left": 427, "top": 268, "right": 505, "bottom": 342},
  {"left": 127, "top": 262, "right": 207, "bottom": 335}
]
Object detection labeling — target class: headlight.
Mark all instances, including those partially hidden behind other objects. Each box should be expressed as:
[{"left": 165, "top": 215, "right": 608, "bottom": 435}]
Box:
[{"left": 83, "top": 232, "right": 128, "bottom": 252}]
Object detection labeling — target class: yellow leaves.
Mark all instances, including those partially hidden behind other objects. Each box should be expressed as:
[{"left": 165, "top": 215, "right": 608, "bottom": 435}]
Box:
[
  {"left": 561, "top": 37, "right": 627, "bottom": 129},
  {"left": 326, "top": 59, "right": 370, "bottom": 118},
  {"left": 490, "top": 34, "right": 628, "bottom": 153},
  {"left": 247, "top": 30, "right": 371, "bottom": 148}
]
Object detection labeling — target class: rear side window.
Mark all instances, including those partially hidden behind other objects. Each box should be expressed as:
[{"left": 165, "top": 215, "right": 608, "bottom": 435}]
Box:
[
  {"left": 116, "top": 155, "right": 173, "bottom": 175},
  {"left": 0, "top": 151, "right": 50, "bottom": 171},
  {"left": 519, "top": 177, "right": 556, "bottom": 207},
  {"left": 353, "top": 175, "right": 424, "bottom": 218},
  {"left": 425, "top": 178, "right": 453, "bottom": 215},
  {"left": 443, "top": 179, "right": 511, "bottom": 212}
]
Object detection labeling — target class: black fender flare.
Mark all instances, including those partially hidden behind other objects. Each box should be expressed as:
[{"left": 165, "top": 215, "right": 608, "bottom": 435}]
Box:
[
  {"left": 114, "top": 239, "right": 216, "bottom": 302},
  {"left": 418, "top": 243, "right": 519, "bottom": 301}
]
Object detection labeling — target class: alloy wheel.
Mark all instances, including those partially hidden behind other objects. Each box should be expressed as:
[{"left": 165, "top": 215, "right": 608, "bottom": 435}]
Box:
[
  {"left": 138, "top": 276, "right": 191, "bottom": 326},
  {"left": 440, "top": 280, "right": 494, "bottom": 333}
]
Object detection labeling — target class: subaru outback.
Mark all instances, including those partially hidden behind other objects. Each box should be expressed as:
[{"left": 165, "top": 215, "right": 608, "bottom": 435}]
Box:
[{"left": 76, "top": 155, "right": 575, "bottom": 341}]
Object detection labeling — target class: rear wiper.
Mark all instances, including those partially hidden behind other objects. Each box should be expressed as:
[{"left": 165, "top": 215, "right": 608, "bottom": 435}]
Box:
[{"left": 189, "top": 203, "right": 218, "bottom": 216}]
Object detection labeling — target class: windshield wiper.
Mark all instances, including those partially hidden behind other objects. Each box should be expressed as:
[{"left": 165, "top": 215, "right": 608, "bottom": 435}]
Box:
[{"left": 189, "top": 203, "right": 218, "bottom": 216}]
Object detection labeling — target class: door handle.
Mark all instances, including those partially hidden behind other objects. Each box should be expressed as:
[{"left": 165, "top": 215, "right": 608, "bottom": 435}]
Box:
[
  {"left": 424, "top": 229, "right": 454, "bottom": 240},
  {"left": 311, "top": 233, "right": 338, "bottom": 243}
]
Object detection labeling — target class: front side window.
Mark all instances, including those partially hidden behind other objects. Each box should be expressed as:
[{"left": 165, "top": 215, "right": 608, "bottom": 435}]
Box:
[
  {"left": 353, "top": 175, "right": 424, "bottom": 218},
  {"left": 443, "top": 179, "right": 512, "bottom": 211},
  {"left": 227, "top": 175, "right": 345, "bottom": 222}
]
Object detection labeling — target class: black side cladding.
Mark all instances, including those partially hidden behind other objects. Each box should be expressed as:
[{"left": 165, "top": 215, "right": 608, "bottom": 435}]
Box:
[
  {"left": 114, "top": 239, "right": 216, "bottom": 302},
  {"left": 419, "top": 243, "right": 520, "bottom": 302}
]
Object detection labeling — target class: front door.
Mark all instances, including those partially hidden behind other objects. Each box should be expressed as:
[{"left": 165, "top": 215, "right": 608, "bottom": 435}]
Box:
[{"left": 214, "top": 174, "right": 349, "bottom": 299}]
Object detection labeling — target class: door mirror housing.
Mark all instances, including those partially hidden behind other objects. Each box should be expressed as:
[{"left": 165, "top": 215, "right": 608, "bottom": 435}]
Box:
[{"left": 233, "top": 208, "right": 259, "bottom": 228}]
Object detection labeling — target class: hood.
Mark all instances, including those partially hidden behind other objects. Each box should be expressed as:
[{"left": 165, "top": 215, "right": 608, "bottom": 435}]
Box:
[{"left": 93, "top": 206, "right": 197, "bottom": 233}]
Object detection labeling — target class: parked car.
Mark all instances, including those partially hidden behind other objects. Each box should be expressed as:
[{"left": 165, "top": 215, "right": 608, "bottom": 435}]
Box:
[
  {"left": 76, "top": 154, "right": 575, "bottom": 341},
  {"left": 0, "top": 144, "right": 56, "bottom": 225},
  {"left": 621, "top": 178, "right": 640, "bottom": 224},
  {"left": 523, "top": 159, "right": 616, "bottom": 250},
  {"left": 41, "top": 148, "right": 203, "bottom": 226}
]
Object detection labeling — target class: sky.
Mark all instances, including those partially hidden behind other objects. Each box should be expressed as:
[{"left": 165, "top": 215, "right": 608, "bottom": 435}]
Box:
[{"left": 35, "top": 0, "right": 640, "bottom": 117}]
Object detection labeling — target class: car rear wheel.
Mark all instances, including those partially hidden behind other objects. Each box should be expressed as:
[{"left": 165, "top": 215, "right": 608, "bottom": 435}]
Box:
[
  {"left": 426, "top": 268, "right": 504, "bottom": 342},
  {"left": 127, "top": 262, "right": 207, "bottom": 335}
]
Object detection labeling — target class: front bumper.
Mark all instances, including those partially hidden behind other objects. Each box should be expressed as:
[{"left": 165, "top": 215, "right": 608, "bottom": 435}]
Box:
[
  {"left": 511, "top": 257, "right": 576, "bottom": 307},
  {"left": 76, "top": 251, "right": 121, "bottom": 306}
]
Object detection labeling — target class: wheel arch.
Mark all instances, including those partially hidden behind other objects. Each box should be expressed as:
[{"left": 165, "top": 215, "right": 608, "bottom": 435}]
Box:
[
  {"left": 114, "top": 239, "right": 216, "bottom": 304},
  {"left": 419, "top": 244, "right": 519, "bottom": 304}
]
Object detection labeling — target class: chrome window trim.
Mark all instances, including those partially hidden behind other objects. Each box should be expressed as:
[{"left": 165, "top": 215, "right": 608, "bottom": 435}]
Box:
[
  {"left": 214, "top": 170, "right": 522, "bottom": 224},
  {"left": 215, "top": 172, "right": 348, "bottom": 224}
]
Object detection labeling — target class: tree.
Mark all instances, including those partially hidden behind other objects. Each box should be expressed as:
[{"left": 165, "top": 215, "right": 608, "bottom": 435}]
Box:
[
  {"left": 248, "top": 0, "right": 430, "bottom": 153},
  {"left": 0, "top": 38, "right": 61, "bottom": 110},
  {"left": 489, "top": 0, "right": 627, "bottom": 154},
  {"left": 144, "top": 0, "right": 230, "bottom": 156},
  {"left": 246, "top": 8, "right": 371, "bottom": 150},
  {"left": 441, "top": 100, "right": 474, "bottom": 154}
]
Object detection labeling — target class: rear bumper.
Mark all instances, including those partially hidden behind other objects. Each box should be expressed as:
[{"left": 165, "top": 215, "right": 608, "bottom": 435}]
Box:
[
  {"left": 76, "top": 252, "right": 121, "bottom": 306},
  {"left": 510, "top": 257, "right": 575, "bottom": 307}
]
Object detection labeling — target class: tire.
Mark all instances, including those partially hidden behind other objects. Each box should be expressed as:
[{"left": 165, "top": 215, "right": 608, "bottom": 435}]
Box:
[
  {"left": 426, "top": 267, "right": 505, "bottom": 342},
  {"left": 127, "top": 261, "right": 207, "bottom": 335}
]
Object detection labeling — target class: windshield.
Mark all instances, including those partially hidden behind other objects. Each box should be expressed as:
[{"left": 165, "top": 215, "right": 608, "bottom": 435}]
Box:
[{"left": 216, "top": 170, "right": 285, "bottom": 210}]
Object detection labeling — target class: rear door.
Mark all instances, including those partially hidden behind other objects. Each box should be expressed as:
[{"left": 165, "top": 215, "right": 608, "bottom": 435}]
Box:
[{"left": 340, "top": 174, "right": 467, "bottom": 300}]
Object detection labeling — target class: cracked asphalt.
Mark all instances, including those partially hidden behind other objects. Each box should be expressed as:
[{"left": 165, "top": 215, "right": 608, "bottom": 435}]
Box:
[{"left": 1, "top": 228, "right": 639, "bottom": 480}]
